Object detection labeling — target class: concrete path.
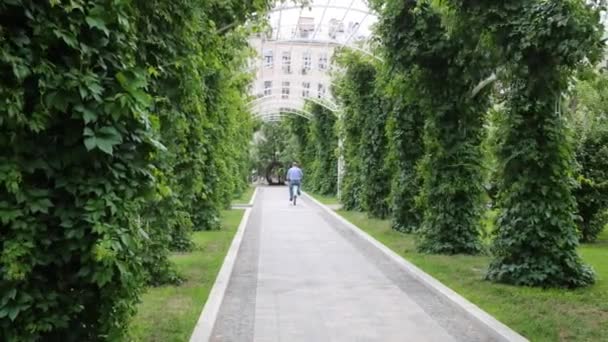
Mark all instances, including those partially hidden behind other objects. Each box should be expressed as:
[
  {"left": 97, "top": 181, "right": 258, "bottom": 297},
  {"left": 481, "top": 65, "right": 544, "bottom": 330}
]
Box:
[{"left": 210, "top": 187, "right": 502, "bottom": 342}]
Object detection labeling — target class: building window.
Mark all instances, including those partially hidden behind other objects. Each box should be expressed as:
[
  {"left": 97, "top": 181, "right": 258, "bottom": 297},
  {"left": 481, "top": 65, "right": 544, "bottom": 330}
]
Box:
[
  {"left": 318, "top": 53, "right": 328, "bottom": 70},
  {"left": 328, "top": 18, "right": 344, "bottom": 40},
  {"left": 302, "top": 51, "right": 311, "bottom": 74},
  {"left": 317, "top": 83, "right": 326, "bottom": 98},
  {"left": 263, "top": 49, "right": 273, "bottom": 68},
  {"left": 282, "top": 51, "right": 291, "bottom": 74},
  {"left": 302, "top": 82, "right": 310, "bottom": 97},
  {"left": 264, "top": 81, "right": 272, "bottom": 96},
  {"left": 282, "top": 81, "right": 290, "bottom": 99},
  {"left": 297, "top": 17, "right": 315, "bottom": 39}
]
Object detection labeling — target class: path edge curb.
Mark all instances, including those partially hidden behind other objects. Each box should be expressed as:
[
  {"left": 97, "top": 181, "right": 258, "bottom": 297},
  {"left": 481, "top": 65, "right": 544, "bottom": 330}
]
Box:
[
  {"left": 189, "top": 187, "right": 259, "bottom": 342},
  {"left": 304, "top": 192, "right": 528, "bottom": 342}
]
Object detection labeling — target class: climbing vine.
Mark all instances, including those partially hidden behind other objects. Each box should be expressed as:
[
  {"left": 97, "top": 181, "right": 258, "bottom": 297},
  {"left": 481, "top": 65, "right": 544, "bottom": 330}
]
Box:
[
  {"left": 480, "top": 0, "right": 604, "bottom": 287},
  {"left": 0, "top": 0, "right": 264, "bottom": 339},
  {"left": 333, "top": 52, "right": 365, "bottom": 210},
  {"left": 0, "top": 1, "right": 156, "bottom": 339},
  {"left": 284, "top": 114, "right": 313, "bottom": 171},
  {"left": 375, "top": 0, "right": 493, "bottom": 253},
  {"left": 382, "top": 72, "right": 425, "bottom": 233},
  {"left": 305, "top": 102, "right": 338, "bottom": 195},
  {"left": 334, "top": 51, "right": 390, "bottom": 217},
  {"left": 275, "top": 103, "right": 338, "bottom": 195},
  {"left": 252, "top": 121, "right": 289, "bottom": 183}
]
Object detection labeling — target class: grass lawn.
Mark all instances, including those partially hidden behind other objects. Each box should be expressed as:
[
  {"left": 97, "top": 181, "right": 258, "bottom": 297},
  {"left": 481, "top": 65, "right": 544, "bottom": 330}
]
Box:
[
  {"left": 129, "top": 209, "right": 244, "bottom": 342},
  {"left": 232, "top": 185, "right": 255, "bottom": 205},
  {"left": 306, "top": 192, "right": 341, "bottom": 206},
  {"left": 336, "top": 210, "right": 608, "bottom": 342}
]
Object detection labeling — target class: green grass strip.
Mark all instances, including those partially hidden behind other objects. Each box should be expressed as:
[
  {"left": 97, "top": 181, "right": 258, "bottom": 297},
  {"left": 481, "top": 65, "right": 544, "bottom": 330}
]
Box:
[
  {"left": 336, "top": 210, "right": 608, "bottom": 342},
  {"left": 129, "top": 209, "right": 245, "bottom": 342}
]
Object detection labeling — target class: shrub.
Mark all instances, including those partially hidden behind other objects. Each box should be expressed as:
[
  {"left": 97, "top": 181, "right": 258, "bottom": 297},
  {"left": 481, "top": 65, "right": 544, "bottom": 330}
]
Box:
[{"left": 0, "top": 1, "right": 155, "bottom": 339}]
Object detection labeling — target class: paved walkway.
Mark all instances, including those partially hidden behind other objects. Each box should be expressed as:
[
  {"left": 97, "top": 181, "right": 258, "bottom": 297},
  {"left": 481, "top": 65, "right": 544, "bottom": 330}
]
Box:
[{"left": 211, "top": 187, "right": 500, "bottom": 342}]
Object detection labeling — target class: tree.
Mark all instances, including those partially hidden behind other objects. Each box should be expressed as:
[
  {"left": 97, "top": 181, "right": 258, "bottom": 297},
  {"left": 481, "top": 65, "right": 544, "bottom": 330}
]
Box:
[
  {"left": 482, "top": 0, "right": 604, "bottom": 287},
  {"left": 375, "top": 0, "right": 492, "bottom": 253},
  {"left": 575, "top": 126, "right": 608, "bottom": 242},
  {"left": 306, "top": 103, "right": 338, "bottom": 195},
  {"left": 1, "top": 1, "right": 156, "bottom": 339},
  {"left": 382, "top": 72, "right": 425, "bottom": 233},
  {"left": 0, "top": 0, "right": 265, "bottom": 339},
  {"left": 334, "top": 51, "right": 390, "bottom": 217},
  {"left": 570, "top": 71, "right": 608, "bottom": 242},
  {"left": 252, "top": 121, "right": 290, "bottom": 183}
]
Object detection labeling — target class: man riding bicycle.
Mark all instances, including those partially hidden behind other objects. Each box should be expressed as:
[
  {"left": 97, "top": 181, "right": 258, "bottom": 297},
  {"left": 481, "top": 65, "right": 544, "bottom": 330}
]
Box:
[{"left": 286, "top": 162, "right": 303, "bottom": 203}]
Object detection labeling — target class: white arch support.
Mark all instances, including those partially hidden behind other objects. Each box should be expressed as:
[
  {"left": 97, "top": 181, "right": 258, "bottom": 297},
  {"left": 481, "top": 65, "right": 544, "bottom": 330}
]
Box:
[
  {"left": 267, "top": 4, "right": 374, "bottom": 17},
  {"left": 264, "top": 35, "right": 381, "bottom": 61},
  {"left": 253, "top": 108, "right": 314, "bottom": 120},
  {"left": 257, "top": 22, "right": 381, "bottom": 60},
  {"left": 249, "top": 90, "right": 339, "bottom": 111},
  {"left": 251, "top": 100, "right": 337, "bottom": 118},
  {"left": 250, "top": 100, "right": 316, "bottom": 113},
  {"left": 254, "top": 111, "right": 311, "bottom": 120}
]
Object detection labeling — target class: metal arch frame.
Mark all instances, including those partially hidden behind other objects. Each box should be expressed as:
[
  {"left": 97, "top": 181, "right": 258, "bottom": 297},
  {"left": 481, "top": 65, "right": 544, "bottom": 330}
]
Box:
[
  {"left": 279, "top": 37, "right": 380, "bottom": 60},
  {"left": 250, "top": 95, "right": 337, "bottom": 113},
  {"left": 284, "top": 4, "right": 305, "bottom": 82},
  {"left": 344, "top": 6, "right": 370, "bottom": 45},
  {"left": 251, "top": 1, "right": 381, "bottom": 120},
  {"left": 251, "top": 105, "right": 313, "bottom": 119},
  {"left": 258, "top": 23, "right": 382, "bottom": 61},
  {"left": 261, "top": 0, "right": 382, "bottom": 68},
  {"left": 254, "top": 111, "right": 311, "bottom": 120},
  {"left": 252, "top": 99, "right": 336, "bottom": 117},
  {"left": 251, "top": 100, "right": 338, "bottom": 117},
  {"left": 262, "top": 36, "right": 380, "bottom": 61},
  {"left": 248, "top": 87, "right": 338, "bottom": 109},
  {"left": 252, "top": 99, "right": 314, "bottom": 110},
  {"left": 256, "top": 113, "right": 306, "bottom": 122},
  {"left": 251, "top": 98, "right": 316, "bottom": 108},
  {"left": 253, "top": 108, "right": 313, "bottom": 120},
  {"left": 268, "top": 4, "right": 375, "bottom": 17},
  {"left": 311, "top": 0, "right": 331, "bottom": 40}
]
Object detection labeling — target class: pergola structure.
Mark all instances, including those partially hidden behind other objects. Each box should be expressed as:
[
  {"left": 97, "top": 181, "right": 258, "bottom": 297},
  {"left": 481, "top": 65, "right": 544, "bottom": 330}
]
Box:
[{"left": 248, "top": 0, "right": 379, "bottom": 122}]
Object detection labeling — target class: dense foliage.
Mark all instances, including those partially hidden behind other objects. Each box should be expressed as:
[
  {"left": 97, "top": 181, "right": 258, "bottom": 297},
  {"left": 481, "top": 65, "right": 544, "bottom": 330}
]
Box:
[
  {"left": 480, "top": 0, "right": 603, "bottom": 287},
  {"left": 382, "top": 73, "right": 424, "bottom": 233},
  {"left": 253, "top": 103, "right": 338, "bottom": 194},
  {"left": 574, "top": 126, "right": 608, "bottom": 242},
  {"left": 304, "top": 103, "right": 338, "bottom": 195},
  {"left": 0, "top": 2, "right": 155, "bottom": 339},
  {"left": 375, "top": 0, "right": 491, "bottom": 253},
  {"left": 334, "top": 51, "right": 390, "bottom": 218},
  {"left": 251, "top": 121, "right": 290, "bottom": 183},
  {"left": 333, "top": 55, "right": 365, "bottom": 211},
  {"left": 330, "top": 0, "right": 606, "bottom": 286},
  {"left": 570, "top": 71, "right": 608, "bottom": 242},
  {"left": 0, "top": 0, "right": 263, "bottom": 339},
  {"left": 284, "top": 114, "right": 313, "bottom": 170}
]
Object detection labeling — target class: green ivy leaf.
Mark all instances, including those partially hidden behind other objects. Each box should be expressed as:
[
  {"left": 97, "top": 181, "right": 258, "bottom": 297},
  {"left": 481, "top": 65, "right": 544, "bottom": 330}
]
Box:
[
  {"left": 95, "top": 137, "right": 116, "bottom": 155},
  {"left": 75, "top": 105, "right": 98, "bottom": 124},
  {"left": 83, "top": 126, "right": 122, "bottom": 155},
  {"left": 85, "top": 16, "right": 109, "bottom": 36}
]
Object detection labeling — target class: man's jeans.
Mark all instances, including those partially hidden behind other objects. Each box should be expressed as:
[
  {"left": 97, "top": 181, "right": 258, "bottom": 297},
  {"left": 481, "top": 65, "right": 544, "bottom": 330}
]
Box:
[{"left": 289, "top": 180, "right": 301, "bottom": 200}]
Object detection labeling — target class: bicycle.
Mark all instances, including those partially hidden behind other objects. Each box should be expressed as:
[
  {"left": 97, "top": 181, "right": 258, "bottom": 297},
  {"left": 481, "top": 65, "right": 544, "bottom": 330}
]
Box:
[{"left": 291, "top": 183, "right": 299, "bottom": 206}]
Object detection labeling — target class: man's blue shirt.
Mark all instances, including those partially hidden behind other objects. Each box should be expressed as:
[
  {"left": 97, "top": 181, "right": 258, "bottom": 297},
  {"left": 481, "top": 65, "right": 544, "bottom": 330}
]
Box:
[{"left": 286, "top": 167, "right": 303, "bottom": 181}]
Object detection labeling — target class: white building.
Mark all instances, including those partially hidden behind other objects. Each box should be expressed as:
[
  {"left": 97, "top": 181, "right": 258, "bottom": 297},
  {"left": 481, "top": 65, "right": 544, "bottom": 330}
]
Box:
[
  {"left": 248, "top": 1, "right": 377, "bottom": 121},
  {"left": 249, "top": 36, "right": 335, "bottom": 100}
]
